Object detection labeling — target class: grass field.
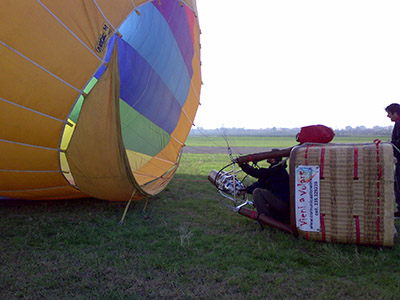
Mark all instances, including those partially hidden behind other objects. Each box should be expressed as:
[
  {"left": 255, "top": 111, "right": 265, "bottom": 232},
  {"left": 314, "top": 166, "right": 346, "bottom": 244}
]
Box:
[
  {"left": 185, "top": 135, "right": 391, "bottom": 148},
  {"left": 1, "top": 136, "right": 399, "bottom": 299}
]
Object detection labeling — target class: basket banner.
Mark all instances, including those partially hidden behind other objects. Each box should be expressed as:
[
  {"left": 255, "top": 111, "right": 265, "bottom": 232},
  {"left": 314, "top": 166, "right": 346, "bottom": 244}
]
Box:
[{"left": 295, "top": 165, "right": 320, "bottom": 232}]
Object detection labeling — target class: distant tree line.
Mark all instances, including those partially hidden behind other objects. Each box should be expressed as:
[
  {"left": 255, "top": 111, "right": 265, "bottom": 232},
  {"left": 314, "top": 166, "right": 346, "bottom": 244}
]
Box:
[{"left": 190, "top": 126, "right": 392, "bottom": 137}]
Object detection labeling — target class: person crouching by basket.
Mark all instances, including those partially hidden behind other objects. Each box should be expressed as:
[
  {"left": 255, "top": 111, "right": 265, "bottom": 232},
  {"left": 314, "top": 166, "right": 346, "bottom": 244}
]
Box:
[
  {"left": 239, "top": 154, "right": 290, "bottom": 223},
  {"left": 386, "top": 103, "right": 400, "bottom": 217}
]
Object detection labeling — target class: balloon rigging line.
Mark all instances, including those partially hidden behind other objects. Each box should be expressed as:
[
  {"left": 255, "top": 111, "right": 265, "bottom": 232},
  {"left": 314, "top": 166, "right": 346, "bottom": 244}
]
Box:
[
  {"left": 0, "top": 41, "right": 80, "bottom": 93},
  {"left": 129, "top": 0, "right": 139, "bottom": 10},
  {"left": 119, "top": 189, "right": 136, "bottom": 225},
  {"left": 0, "top": 169, "right": 59, "bottom": 173},
  {"left": 0, "top": 96, "right": 64, "bottom": 123},
  {"left": 129, "top": 0, "right": 141, "bottom": 15},
  {"left": 181, "top": 106, "right": 194, "bottom": 125},
  {"left": 0, "top": 185, "right": 73, "bottom": 193},
  {"left": 195, "top": 128, "right": 228, "bottom": 148},
  {"left": 134, "top": 170, "right": 175, "bottom": 180},
  {"left": 151, "top": 155, "right": 176, "bottom": 165},
  {"left": 142, "top": 197, "right": 149, "bottom": 214},
  {"left": 0, "top": 138, "right": 58, "bottom": 151},
  {"left": 92, "top": 0, "right": 117, "bottom": 32},
  {"left": 172, "top": 178, "right": 209, "bottom": 183},
  {"left": 391, "top": 142, "right": 400, "bottom": 155},
  {"left": 218, "top": 127, "right": 236, "bottom": 160},
  {"left": 190, "top": 78, "right": 201, "bottom": 103},
  {"left": 170, "top": 134, "right": 185, "bottom": 146},
  {"left": 36, "top": 0, "right": 103, "bottom": 62}
]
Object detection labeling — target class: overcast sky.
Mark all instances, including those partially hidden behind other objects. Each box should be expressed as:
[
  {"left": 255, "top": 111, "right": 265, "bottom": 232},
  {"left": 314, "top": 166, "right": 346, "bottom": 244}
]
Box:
[{"left": 193, "top": 0, "right": 400, "bottom": 129}]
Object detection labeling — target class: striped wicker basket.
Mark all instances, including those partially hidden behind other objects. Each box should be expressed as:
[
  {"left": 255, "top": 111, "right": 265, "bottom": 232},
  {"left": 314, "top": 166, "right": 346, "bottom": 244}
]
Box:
[{"left": 289, "top": 142, "right": 395, "bottom": 247}]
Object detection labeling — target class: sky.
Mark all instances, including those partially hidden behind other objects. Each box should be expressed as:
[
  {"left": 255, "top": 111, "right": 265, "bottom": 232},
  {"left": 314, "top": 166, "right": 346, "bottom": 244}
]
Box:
[{"left": 193, "top": 0, "right": 400, "bottom": 130}]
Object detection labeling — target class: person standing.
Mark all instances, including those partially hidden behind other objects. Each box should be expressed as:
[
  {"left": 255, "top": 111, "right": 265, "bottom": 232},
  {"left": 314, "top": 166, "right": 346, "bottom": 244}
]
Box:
[{"left": 385, "top": 103, "right": 400, "bottom": 216}]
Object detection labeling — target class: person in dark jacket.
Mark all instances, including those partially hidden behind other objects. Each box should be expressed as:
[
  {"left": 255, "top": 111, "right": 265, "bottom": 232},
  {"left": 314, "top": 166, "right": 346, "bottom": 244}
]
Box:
[
  {"left": 239, "top": 154, "right": 290, "bottom": 223},
  {"left": 386, "top": 103, "right": 400, "bottom": 216}
]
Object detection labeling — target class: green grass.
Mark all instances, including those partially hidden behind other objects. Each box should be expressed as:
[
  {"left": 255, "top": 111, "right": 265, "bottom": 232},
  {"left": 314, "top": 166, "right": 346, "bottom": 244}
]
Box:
[{"left": 0, "top": 137, "right": 399, "bottom": 299}]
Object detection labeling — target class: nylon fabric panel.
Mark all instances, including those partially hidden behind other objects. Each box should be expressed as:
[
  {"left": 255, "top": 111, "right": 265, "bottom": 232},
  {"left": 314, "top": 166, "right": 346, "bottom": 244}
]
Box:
[
  {"left": 181, "top": 70, "right": 201, "bottom": 125},
  {"left": 69, "top": 78, "right": 98, "bottom": 123},
  {"left": 161, "top": 3, "right": 201, "bottom": 146},
  {"left": 0, "top": 142, "right": 83, "bottom": 199},
  {"left": 119, "top": 3, "right": 192, "bottom": 107},
  {"left": 93, "top": 35, "right": 117, "bottom": 80},
  {"left": 133, "top": 139, "right": 181, "bottom": 188},
  {"left": 183, "top": 86, "right": 201, "bottom": 124},
  {"left": 96, "top": 0, "right": 140, "bottom": 28},
  {"left": 66, "top": 40, "right": 144, "bottom": 201},
  {"left": 139, "top": 165, "right": 179, "bottom": 195},
  {"left": 155, "top": 4, "right": 201, "bottom": 149},
  {"left": 0, "top": 0, "right": 99, "bottom": 200},
  {"left": 180, "top": 10, "right": 201, "bottom": 123},
  {"left": 134, "top": 155, "right": 176, "bottom": 188},
  {"left": 184, "top": 5, "right": 195, "bottom": 43},
  {"left": 151, "top": 129, "right": 186, "bottom": 164},
  {"left": 0, "top": 142, "right": 59, "bottom": 171},
  {"left": 120, "top": 100, "right": 170, "bottom": 156},
  {"left": 0, "top": 186, "right": 86, "bottom": 201},
  {"left": 0, "top": 45, "right": 79, "bottom": 120},
  {"left": 60, "top": 122, "right": 75, "bottom": 151},
  {"left": 128, "top": 0, "right": 201, "bottom": 193},
  {"left": 0, "top": 172, "right": 69, "bottom": 190},
  {"left": 0, "top": 1, "right": 100, "bottom": 89},
  {"left": 0, "top": 102, "right": 64, "bottom": 148},
  {"left": 154, "top": 91, "right": 199, "bottom": 164},
  {"left": 182, "top": 0, "right": 198, "bottom": 15},
  {"left": 39, "top": 0, "right": 108, "bottom": 58},
  {"left": 169, "top": 112, "right": 192, "bottom": 147},
  {"left": 69, "top": 96, "right": 85, "bottom": 123},
  {"left": 181, "top": 35, "right": 202, "bottom": 125},
  {"left": 117, "top": 38, "right": 181, "bottom": 134},
  {"left": 155, "top": 0, "right": 194, "bottom": 76},
  {"left": 125, "top": 149, "right": 153, "bottom": 172}
]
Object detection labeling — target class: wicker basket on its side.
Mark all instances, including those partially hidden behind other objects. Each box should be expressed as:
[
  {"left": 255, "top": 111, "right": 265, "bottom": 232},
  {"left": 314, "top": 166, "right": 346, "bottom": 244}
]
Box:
[{"left": 289, "top": 142, "right": 395, "bottom": 247}]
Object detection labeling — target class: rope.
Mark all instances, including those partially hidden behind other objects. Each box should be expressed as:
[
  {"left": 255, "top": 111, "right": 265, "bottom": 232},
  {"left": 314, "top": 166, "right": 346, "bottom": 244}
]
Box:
[
  {"left": 197, "top": 128, "right": 227, "bottom": 148},
  {"left": 173, "top": 178, "right": 209, "bottom": 182},
  {"left": 142, "top": 197, "right": 149, "bottom": 214},
  {"left": 391, "top": 142, "right": 400, "bottom": 155},
  {"left": 118, "top": 189, "right": 136, "bottom": 225},
  {"left": 219, "top": 128, "right": 234, "bottom": 161}
]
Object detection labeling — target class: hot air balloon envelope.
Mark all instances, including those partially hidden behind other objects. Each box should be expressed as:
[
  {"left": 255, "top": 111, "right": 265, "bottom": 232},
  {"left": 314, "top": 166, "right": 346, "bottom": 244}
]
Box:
[{"left": 0, "top": 0, "right": 201, "bottom": 201}]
